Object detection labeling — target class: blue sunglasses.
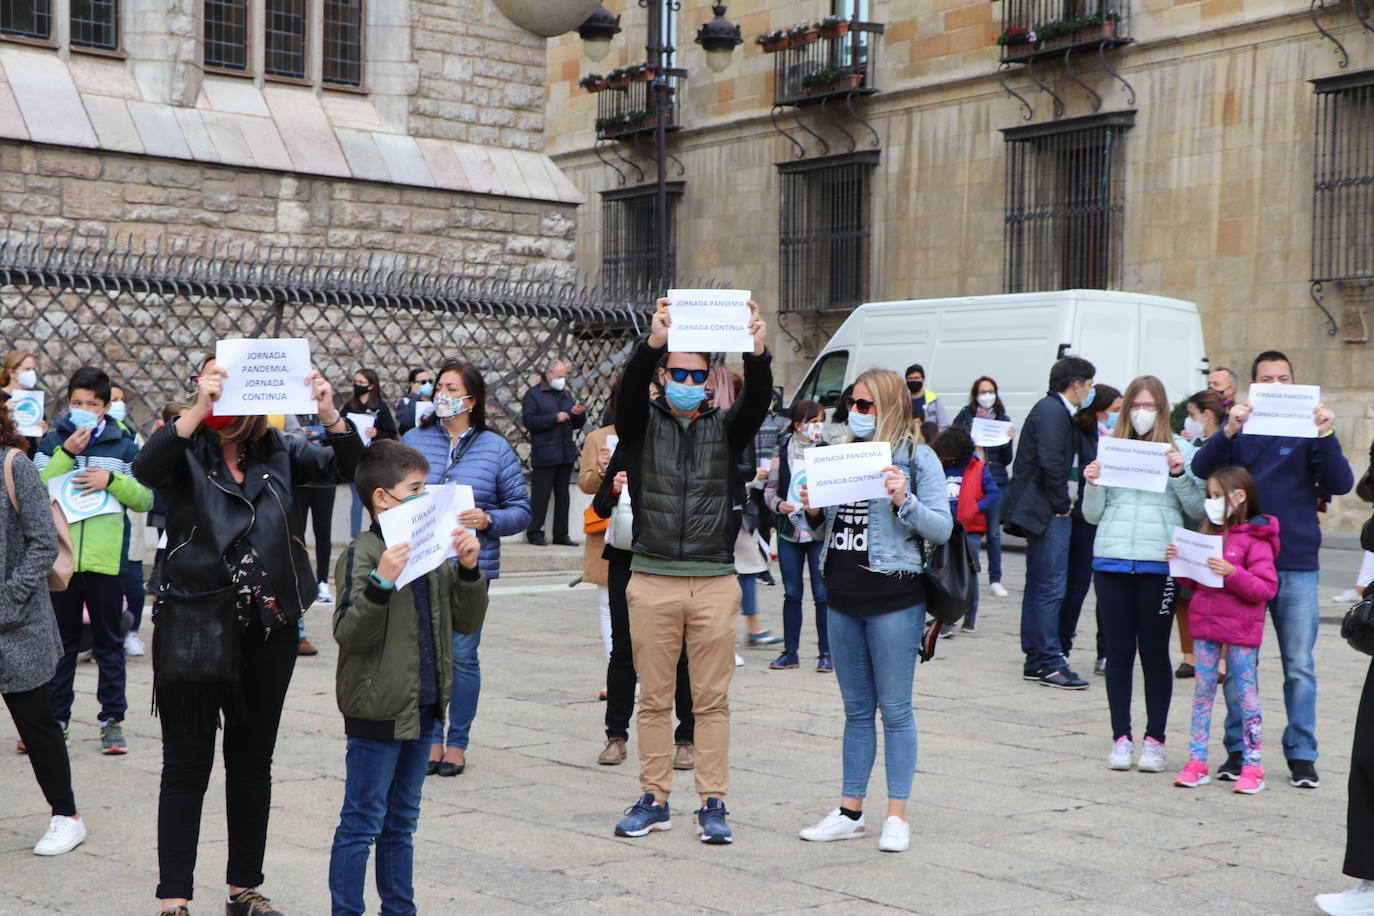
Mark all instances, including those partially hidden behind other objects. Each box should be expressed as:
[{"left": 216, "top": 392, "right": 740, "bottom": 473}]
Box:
[{"left": 667, "top": 368, "right": 709, "bottom": 384}]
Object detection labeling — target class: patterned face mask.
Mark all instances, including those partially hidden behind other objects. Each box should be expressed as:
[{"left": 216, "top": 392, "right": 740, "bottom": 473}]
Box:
[{"left": 434, "top": 391, "right": 470, "bottom": 419}]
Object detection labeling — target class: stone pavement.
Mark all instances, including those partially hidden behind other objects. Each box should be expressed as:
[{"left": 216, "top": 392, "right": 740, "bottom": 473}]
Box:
[{"left": 2, "top": 536, "right": 1369, "bottom": 915}]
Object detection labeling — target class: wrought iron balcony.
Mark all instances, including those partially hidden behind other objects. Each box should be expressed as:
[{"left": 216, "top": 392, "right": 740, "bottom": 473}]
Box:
[
  {"left": 586, "top": 66, "right": 686, "bottom": 142},
  {"left": 998, "top": 0, "right": 1130, "bottom": 64},
  {"left": 766, "top": 21, "right": 884, "bottom": 108}
]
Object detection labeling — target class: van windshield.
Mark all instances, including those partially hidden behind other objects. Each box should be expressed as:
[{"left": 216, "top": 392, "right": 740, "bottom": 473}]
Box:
[{"left": 794, "top": 350, "right": 849, "bottom": 409}]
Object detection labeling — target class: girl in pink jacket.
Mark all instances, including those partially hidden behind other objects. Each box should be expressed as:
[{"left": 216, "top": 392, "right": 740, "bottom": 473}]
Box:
[{"left": 1165, "top": 467, "right": 1279, "bottom": 794}]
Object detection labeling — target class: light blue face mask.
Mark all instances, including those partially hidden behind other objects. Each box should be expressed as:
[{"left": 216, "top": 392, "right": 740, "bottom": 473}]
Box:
[
  {"left": 419, "top": 381, "right": 434, "bottom": 397},
  {"left": 107, "top": 401, "right": 127, "bottom": 423},
  {"left": 1104, "top": 411, "right": 1119, "bottom": 430},
  {"left": 847, "top": 411, "right": 876, "bottom": 439},
  {"left": 68, "top": 407, "right": 101, "bottom": 430},
  {"left": 1079, "top": 386, "right": 1096, "bottom": 410},
  {"left": 665, "top": 380, "right": 706, "bottom": 413}
]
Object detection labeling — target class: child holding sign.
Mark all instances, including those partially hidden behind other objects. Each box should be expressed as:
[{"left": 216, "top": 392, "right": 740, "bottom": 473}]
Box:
[
  {"left": 1082, "top": 375, "right": 1203, "bottom": 775},
  {"left": 1166, "top": 467, "right": 1278, "bottom": 794},
  {"left": 331, "top": 440, "right": 488, "bottom": 916}
]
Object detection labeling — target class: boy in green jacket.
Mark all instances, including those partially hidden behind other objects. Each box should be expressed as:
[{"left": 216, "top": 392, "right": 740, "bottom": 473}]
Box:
[
  {"left": 329, "top": 439, "right": 487, "bottom": 916},
  {"left": 35, "top": 366, "right": 153, "bottom": 756}
]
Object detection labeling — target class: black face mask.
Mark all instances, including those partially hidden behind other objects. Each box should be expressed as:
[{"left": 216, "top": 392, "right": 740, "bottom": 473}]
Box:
[
  {"left": 907, "top": 380, "right": 923, "bottom": 394},
  {"left": 353, "top": 384, "right": 371, "bottom": 399}
]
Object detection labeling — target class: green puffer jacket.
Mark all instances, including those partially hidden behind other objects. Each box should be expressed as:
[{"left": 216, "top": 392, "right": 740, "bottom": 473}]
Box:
[
  {"left": 1082, "top": 436, "right": 1205, "bottom": 562},
  {"left": 333, "top": 529, "right": 488, "bottom": 741}
]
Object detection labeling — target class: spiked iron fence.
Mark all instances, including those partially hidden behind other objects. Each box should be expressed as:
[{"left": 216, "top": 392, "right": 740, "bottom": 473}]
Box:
[{"left": 0, "top": 231, "right": 697, "bottom": 467}]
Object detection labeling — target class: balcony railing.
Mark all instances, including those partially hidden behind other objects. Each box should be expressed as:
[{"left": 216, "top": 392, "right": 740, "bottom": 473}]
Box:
[
  {"left": 587, "top": 67, "right": 686, "bottom": 142},
  {"left": 998, "top": 1, "right": 1130, "bottom": 64},
  {"left": 766, "top": 21, "right": 884, "bottom": 108}
]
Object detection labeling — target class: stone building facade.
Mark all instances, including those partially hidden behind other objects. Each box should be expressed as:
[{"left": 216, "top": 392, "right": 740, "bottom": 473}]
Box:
[{"left": 547, "top": 0, "right": 1374, "bottom": 524}]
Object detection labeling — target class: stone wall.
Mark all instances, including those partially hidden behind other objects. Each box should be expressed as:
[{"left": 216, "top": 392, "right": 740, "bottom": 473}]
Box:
[{"left": 0, "top": 141, "right": 578, "bottom": 276}]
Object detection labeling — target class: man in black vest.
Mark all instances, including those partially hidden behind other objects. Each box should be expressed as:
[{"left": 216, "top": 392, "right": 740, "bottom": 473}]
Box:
[
  {"left": 1004, "top": 356, "right": 1096, "bottom": 691},
  {"left": 610, "top": 297, "right": 772, "bottom": 845}
]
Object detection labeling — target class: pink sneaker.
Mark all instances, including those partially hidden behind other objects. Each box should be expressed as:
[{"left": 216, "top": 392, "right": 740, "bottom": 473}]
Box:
[
  {"left": 1174, "top": 759, "right": 1210, "bottom": 788},
  {"left": 1234, "top": 764, "right": 1265, "bottom": 794}
]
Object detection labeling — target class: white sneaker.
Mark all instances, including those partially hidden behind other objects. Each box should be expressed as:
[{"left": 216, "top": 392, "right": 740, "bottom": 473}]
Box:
[
  {"left": 1108, "top": 736, "right": 1134, "bottom": 770},
  {"left": 317, "top": 581, "right": 334, "bottom": 603},
  {"left": 33, "top": 815, "right": 86, "bottom": 856},
  {"left": 1137, "top": 737, "right": 1168, "bottom": 773},
  {"left": 735, "top": 654, "right": 744, "bottom": 668},
  {"left": 877, "top": 816, "right": 910, "bottom": 852},
  {"left": 1332, "top": 589, "right": 1362, "bottom": 604},
  {"left": 800, "top": 809, "right": 866, "bottom": 842},
  {"left": 123, "top": 631, "right": 146, "bottom": 656},
  {"left": 1317, "top": 880, "right": 1374, "bottom": 915},
  {"left": 990, "top": 582, "right": 1009, "bottom": 598}
]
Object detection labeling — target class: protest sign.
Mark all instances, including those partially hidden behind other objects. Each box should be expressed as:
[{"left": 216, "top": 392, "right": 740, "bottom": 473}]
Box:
[
  {"left": 378, "top": 485, "right": 463, "bottom": 589},
  {"left": 414, "top": 402, "right": 435, "bottom": 425},
  {"left": 606, "top": 434, "right": 620, "bottom": 455},
  {"left": 214, "top": 338, "right": 315, "bottom": 416},
  {"left": 805, "top": 441, "right": 892, "bottom": 509},
  {"left": 970, "top": 417, "right": 1013, "bottom": 447},
  {"left": 1169, "top": 526, "right": 1224, "bottom": 588},
  {"left": 1244, "top": 383, "right": 1320, "bottom": 439},
  {"left": 10, "top": 390, "right": 44, "bottom": 436},
  {"left": 347, "top": 413, "right": 376, "bottom": 446},
  {"left": 1095, "top": 437, "right": 1171, "bottom": 493},
  {"left": 49, "top": 471, "right": 122, "bottom": 524},
  {"left": 665, "top": 288, "right": 753, "bottom": 353}
]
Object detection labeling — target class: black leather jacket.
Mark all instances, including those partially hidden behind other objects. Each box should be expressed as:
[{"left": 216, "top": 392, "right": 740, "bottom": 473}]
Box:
[{"left": 133, "top": 420, "right": 363, "bottom": 623}]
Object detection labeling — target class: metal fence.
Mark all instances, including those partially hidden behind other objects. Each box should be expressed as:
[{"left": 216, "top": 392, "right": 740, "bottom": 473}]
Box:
[{"left": 0, "top": 230, "right": 690, "bottom": 467}]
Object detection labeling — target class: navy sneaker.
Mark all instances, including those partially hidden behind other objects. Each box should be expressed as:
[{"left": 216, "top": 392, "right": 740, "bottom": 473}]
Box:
[
  {"left": 614, "top": 793, "right": 672, "bottom": 837},
  {"left": 769, "top": 650, "right": 799, "bottom": 670},
  {"left": 695, "top": 797, "right": 733, "bottom": 845},
  {"left": 1022, "top": 666, "right": 1045, "bottom": 681}
]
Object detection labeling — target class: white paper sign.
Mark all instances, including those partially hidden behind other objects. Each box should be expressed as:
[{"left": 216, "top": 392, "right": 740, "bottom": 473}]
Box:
[
  {"left": 378, "top": 485, "right": 463, "bottom": 589},
  {"left": 970, "top": 417, "right": 1013, "bottom": 447},
  {"left": 666, "top": 288, "right": 753, "bottom": 353},
  {"left": 1169, "top": 526, "right": 1224, "bottom": 588},
  {"left": 48, "top": 471, "right": 123, "bottom": 524},
  {"left": 214, "top": 338, "right": 316, "bottom": 416},
  {"left": 347, "top": 413, "right": 376, "bottom": 446},
  {"left": 1095, "top": 437, "right": 1171, "bottom": 493},
  {"left": 414, "top": 402, "right": 435, "bottom": 425},
  {"left": 1244, "top": 383, "right": 1320, "bottom": 439},
  {"left": 606, "top": 434, "right": 620, "bottom": 455},
  {"left": 10, "top": 390, "right": 44, "bottom": 436},
  {"left": 805, "top": 441, "right": 893, "bottom": 509}
]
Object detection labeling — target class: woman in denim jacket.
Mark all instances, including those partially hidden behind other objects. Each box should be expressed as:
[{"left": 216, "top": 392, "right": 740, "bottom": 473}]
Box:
[{"left": 789, "top": 368, "right": 951, "bottom": 854}]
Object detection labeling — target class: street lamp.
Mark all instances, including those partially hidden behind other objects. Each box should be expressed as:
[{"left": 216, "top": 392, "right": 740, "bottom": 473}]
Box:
[{"left": 577, "top": 1, "right": 741, "bottom": 292}]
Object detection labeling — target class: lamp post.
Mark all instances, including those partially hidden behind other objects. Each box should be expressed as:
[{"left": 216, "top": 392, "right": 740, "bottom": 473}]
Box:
[{"left": 579, "top": 2, "right": 741, "bottom": 292}]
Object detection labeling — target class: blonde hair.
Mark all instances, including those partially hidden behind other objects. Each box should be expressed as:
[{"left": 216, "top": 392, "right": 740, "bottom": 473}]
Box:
[
  {"left": 217, "top": 415, "right": 269, "bottom": 444},
  {"left": 851, "top": 368, "right": 918, "bottom": 450},
  {"left": 1, "top": 349, "right": 32, "bottom": 387},
  {"left": 1114, "top": 375, "right": 1173, "bottom": 444}
]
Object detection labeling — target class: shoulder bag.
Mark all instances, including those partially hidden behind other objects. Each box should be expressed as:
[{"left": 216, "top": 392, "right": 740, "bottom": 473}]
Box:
[
  {"left": 904, "top": 444, "right": 977, "bottom": 628},
  {"left": 3, "top": 447, "right": 76, "bottom": 591},
  {"left": 1342, "top": 581, "right": 1374, "bottom": 656}
]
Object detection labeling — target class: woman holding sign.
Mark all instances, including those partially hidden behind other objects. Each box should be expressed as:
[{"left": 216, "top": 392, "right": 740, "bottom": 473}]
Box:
[
  {"left": 133, "top": 357, "right": 362, "bottom": 916},
  {"left": 1, "top": 349, "right": 48, "bottom": 454},
  {"left": 1082, "top": 375, "right": 1203, "bottom": 775},
  {"left": 792, "top": 368, "right": 951, "bottom": 854},
  {"left": 952, "top": 377, "right": 1014, "bottom": 598},
  {"left": 343, "top": 369, "right": 398, "bottom": 538}
]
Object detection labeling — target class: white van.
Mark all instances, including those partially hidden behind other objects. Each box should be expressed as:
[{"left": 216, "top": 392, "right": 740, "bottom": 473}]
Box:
[{"left": 790, "top": 290, "right": 1209, "bottom": 424}]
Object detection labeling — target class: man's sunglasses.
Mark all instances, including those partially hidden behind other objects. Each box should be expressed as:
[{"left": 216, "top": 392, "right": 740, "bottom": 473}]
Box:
[
  {"left": 844, "top": 396, "right": 877, "bottom": 414},
  {"left": 667, "top": 368, "right": 709, "bottom": 384}
]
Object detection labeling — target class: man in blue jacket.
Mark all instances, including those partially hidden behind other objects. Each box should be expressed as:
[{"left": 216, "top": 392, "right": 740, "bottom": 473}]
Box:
[
  {"left": 521, "top": 360, "right": 586, "bottom": 546},
  {"left": 1191, "top": 350, "right": 1353, "bottom": 790}
]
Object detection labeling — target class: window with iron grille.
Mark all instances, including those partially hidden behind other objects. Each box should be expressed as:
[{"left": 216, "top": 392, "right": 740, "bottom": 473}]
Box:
[
  {"left": 601, "top": 183, "right": 683, "bottom": 294},
  {"left": 1, "top": 0, "right": 52, "bottom": 40},
  {"left": 69, "top": 0, "right": 117, "bottom": 50},
  {"left": 322, "top": 0, "right": 363, "bottom": 87},
  {"left": 1002, "top": 112, "right": 1133, "bottom": 293},
  {"left": 778, "top": 152, "right": 878, "bottom": 315},
  {"left": 1312, "top": 71, "right": 1374, "bottom": 286},
  {"left": 264, "top": 0, "right": 307, "bottom": 79},
  {"left": 204, "top": 0, "right": 249, "bottom": 71}
]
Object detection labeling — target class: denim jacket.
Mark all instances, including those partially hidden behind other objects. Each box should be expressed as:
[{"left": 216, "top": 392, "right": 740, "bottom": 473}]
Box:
[{"left": 789, "top": 440, "right": 953, "bottom": 575}]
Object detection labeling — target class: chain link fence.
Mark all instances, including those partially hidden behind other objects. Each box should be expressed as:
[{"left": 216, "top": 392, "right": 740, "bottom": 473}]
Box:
[{"left": 0, "top": 229, "right": 713, "bottom": 467}]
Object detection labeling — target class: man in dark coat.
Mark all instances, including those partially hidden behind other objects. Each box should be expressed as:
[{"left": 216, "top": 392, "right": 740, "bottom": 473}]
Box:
[
  {"left": 1003, "top": 356, "right": 1096, "bottom": 691},
  {"left": 521, "top": 359, "right": 586, "bottom": 546}
]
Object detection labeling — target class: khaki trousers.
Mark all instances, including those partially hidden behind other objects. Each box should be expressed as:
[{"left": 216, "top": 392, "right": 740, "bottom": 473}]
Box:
[{"left": 626, "top": 572, "right": 740, "bottom": 802}]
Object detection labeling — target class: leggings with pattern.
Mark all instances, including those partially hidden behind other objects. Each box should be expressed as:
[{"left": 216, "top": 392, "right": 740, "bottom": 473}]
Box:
[{"left": 1190, "top": 639, "right": 1261, "bottom": 765}]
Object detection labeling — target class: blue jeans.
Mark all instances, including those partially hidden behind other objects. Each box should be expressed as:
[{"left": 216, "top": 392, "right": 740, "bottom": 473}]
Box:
[
  {"left": 349, "top": 488, "right": 365, "bottom": 539},
  {"left": 1020, "top": 515, "right": 1073, "bottom": 672},
  {"left": 739, "top": 573, "right": 757, "bottom": 616},
  {"left": 983, "top": 497, "right": 1004, "bottom": 584},
  {"left": 329, "top": 711, "right": 435, "bottom": 916},
  {"left": 827, "top": 604, "right": 921, "bottom": 800},
  {"left": 779, "top": 538, "right": 828, "bottom": 654},
  {"left": 964, "top": 533, "right": 983, "bottom": 625},
  {"left": 1223, "top": 569, "right": 1319, "bottom": 761},
  {"left": 433, "top": 628, "right": 482, "bottom": 749}
]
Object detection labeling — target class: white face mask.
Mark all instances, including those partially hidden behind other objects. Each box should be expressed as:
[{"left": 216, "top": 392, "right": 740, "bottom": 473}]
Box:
[
  {"left": 1205, "top": 491, "right": 1243, "bottom": 526},
  {"left": 1130, "top": 408, "right": 1157, "bottom": 437},
  {"left": 550, "top": 377, "right": 567, "bottom": 391},
  {"left": 1183, "top": 417, "right": 1205, "bottom": 440},
  {"left": 16, "top": 369, "right": 37, "bottom": 389},
  {"left": 802, "top": 422, "right": 824, "bottom": 442},
  {"left": 976, "top": 393, "right": 997, "bottom": 409}
]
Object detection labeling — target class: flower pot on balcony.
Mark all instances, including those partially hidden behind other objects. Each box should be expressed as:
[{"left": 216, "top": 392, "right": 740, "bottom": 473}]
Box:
[
  {"left": 819, "top": 21, "right": 851, "bottom": 39},
  {"left": 761, "top": 36, "right": 789, "bottom": 52},
  {"left": 631, "top": 67, "right": 656, "bottom": 83},
  {"left": 792, "top": 28, "right": 819, "bottom": 45},
  {"left": 1078, "top": 21, "right": 1117, "bottom": 42},
  {"left": 608, "top": 76, "right": 630, "bottom": 89}
]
